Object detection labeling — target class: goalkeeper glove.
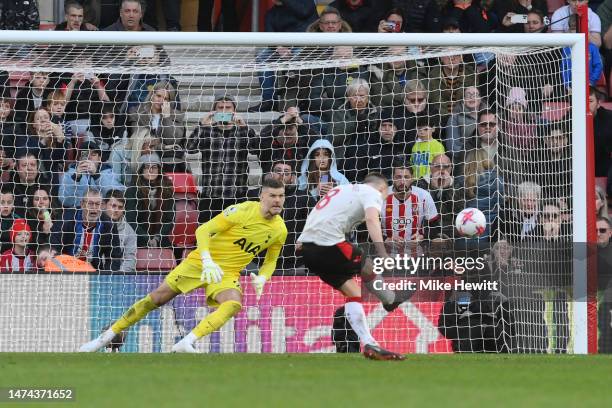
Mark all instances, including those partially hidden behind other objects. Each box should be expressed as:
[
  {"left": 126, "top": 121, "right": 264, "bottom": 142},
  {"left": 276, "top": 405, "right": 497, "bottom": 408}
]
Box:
[
  {"left": 250, "top": 273, "right": 267, "bottom": 300},
  {"left": 201, "top": 251, "right": 223, "bottom": 284}
]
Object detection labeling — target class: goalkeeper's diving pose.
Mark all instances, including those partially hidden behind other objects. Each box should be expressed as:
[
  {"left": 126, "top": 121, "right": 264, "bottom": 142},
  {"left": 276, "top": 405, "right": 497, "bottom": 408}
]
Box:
[{"left": 79, "top": 177, "right": 287, "bottom": 353}]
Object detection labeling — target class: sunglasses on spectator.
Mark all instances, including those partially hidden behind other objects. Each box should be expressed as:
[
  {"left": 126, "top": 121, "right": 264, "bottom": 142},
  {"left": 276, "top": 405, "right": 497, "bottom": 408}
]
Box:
[{"left": 598, "top": 228, "right": 609, "bottom": 233}]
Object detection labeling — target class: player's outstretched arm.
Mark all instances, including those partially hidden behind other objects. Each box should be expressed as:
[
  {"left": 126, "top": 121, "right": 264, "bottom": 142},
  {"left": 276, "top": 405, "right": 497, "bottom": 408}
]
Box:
[
  {"left": 196, "top": 210, "right": 239, "bottom": 284},
  {"left": 365, "top": 207, "right": 388, "bottom": 259},
  {"left": 251, "top": 232, "right": 286, "bottom": 300}
]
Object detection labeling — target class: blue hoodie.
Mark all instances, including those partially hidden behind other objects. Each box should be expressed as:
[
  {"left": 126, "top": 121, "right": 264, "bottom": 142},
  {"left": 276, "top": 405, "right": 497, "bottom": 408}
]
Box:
[
  {"left": 298, "top": 139, "right": 349, "bottom": 198},
  {"left": 59, "top": 163, "right": 126, "bottom": 208}
]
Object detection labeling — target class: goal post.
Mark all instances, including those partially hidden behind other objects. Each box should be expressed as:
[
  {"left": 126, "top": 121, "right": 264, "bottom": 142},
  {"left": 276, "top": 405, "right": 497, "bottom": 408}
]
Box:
[{"left": 0, "top": 31, "right": 591, "bottom": 353}]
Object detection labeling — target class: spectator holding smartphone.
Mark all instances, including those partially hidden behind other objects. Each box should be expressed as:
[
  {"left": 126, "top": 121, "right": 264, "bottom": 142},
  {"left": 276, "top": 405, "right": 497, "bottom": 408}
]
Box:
[
  {"left": 376, "top": 7, "right": 405, "bottom": 32},
  {"left": 497, "top": 0, "right": 548, "bottom": 33},
  {"left": 58, "top": 69, "right": 110, "bottom": 138},
  {"left": 25, "top": 107, "right": 70, "bottom": 182},
  {"left": 186, "top": 95, "right": 256, "bottom": 222},
  {"left": 58, "top": 141, "right": 125, "bottom": 208},
  {"left": 297, "top": 139, "right": 349, "bottom": 201},
  {"left": 127, "top": 80, "right": 185, "bottom": 158}
]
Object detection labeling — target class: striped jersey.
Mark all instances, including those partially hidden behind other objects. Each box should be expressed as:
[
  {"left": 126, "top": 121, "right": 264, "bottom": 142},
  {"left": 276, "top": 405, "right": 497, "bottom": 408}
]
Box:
[{"left": 381, "top": 186, "right": 438, "bottom": 240}]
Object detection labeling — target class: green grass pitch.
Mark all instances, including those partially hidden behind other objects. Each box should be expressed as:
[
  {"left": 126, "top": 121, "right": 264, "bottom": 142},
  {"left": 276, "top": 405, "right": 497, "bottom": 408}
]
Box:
[{"left": 1, "top": 353, "right": 611, "bottom": 408}]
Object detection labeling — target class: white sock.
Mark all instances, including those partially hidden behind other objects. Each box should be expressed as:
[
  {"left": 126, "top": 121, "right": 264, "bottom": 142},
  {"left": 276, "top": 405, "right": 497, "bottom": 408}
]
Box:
[
  {"left": 182, "top": 332, "right": 198, "bottom": 345},
  {"left": 344, "top": 301, "right": 377, "bottom": 346},
  {"left": 364, "top": 277, "right": 396, "bottom": 305},
  {"left": 100, "top": 328, "right": 117, "bottom": 343}
]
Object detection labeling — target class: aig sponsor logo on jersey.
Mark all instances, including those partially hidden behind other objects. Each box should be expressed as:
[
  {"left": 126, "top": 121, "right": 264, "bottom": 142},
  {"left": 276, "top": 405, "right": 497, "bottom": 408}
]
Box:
[{"left": 233, "top": 238, "right": 261, "bottom": 255}]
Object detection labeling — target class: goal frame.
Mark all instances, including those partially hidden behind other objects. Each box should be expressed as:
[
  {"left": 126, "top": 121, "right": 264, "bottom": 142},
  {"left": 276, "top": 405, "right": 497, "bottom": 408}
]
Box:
[{"left": 0, "top": 31, "right": 590, "bottom": 353}]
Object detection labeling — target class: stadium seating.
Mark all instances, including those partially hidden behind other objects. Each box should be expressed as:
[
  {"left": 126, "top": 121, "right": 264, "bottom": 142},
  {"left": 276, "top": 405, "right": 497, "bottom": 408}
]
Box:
[
  {"left": 135, "top": 248, "right": 177, "bottom": 271},
  {"left": 166, "top": 173, "right": 199, "bottom": 248}
]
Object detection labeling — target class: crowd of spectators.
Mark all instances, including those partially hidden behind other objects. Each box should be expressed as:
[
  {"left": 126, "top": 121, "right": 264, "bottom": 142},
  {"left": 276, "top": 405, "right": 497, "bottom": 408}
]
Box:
[{"left": 0, "top": 0, "right": 610, "bottom": 273}]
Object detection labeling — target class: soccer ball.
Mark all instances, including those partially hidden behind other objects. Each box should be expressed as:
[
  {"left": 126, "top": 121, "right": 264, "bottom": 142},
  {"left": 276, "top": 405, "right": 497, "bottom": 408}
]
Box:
[{"left": 455, "top": 208, "right": 487, "bottom": 237}]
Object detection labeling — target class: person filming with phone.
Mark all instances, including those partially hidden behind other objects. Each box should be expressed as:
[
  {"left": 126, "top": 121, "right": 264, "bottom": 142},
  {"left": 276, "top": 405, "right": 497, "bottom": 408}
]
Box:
[
  {"left": 187, "top": 95, "right": 257, "bottom": 222},
  {"left": 59, "top": 141, "right": 126, "bottom": 208},
  {"left": 297, "top": 139, "right": 349, "bottom": 204},
  {"left": 497, "top": 0, "right": 548, "bottom": 33}
]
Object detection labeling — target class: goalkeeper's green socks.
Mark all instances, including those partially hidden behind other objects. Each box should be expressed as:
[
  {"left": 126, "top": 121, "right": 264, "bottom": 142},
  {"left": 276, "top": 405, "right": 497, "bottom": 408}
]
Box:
[
  {"left": 192, "top": 300, "right": 242, "bottom": 339},
  {"left": 111, "top": 295, "right": 159, "bottom": 334}
]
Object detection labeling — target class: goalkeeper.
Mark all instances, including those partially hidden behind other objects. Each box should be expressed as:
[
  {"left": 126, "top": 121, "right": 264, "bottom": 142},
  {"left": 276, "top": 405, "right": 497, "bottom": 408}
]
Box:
[{"left": 79, "top": 178, "right": 287, "bottom": 353}]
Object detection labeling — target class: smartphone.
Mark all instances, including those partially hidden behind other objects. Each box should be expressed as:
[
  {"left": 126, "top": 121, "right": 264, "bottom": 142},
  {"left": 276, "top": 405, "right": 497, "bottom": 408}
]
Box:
[
  {"left": 385, "top": 21, "right": 400, "bottom": 32},
  {"left": 510, "top": 14, "right": 528, "bottom": 24},
  {"left": 213, "top": 112, "right": 234, "bottom": 124},
  {"left": 84, "top": 72, "right": 95, "bottom": 80},
  {"left": 80, "top": 150, "right": 90, "bottom": 161},
  {"left": 320, "top": 174, "right": 330, "bottom": 183},
  {"left": 137, "top": 46, "right": 155, "bottom": 58}
]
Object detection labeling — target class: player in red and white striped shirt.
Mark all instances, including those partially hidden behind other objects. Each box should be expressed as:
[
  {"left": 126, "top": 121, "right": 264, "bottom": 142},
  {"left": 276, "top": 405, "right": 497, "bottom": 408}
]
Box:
[{"left": 381, "top": 164, "right": 439, "bottom": 244}]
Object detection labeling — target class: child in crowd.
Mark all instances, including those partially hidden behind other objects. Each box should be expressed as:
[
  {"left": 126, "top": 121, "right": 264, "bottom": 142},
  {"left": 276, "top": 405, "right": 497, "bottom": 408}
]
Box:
[
  {"left": 0, "top": 218, "right": 34, "bottom": 272},
  {"left": 411, "top": 115, "right": 445, "bottom": 180}
]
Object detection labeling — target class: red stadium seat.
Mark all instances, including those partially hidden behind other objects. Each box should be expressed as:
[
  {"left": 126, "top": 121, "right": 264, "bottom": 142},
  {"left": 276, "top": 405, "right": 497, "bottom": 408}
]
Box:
[
  {"left": 171, "top": 199, "right": 198, "bottom": 248},
  {"left": 541, "top": 101, "right": 570, "bottom": 121},
  {"left": 136, "top": 248, "right": 176, "bottom": 271},
  {"left": 166, "top": 173, "right": 199, "bottom": 248},
  {"left": 166, "top": 172, "right": 198, "bottom": 197}
]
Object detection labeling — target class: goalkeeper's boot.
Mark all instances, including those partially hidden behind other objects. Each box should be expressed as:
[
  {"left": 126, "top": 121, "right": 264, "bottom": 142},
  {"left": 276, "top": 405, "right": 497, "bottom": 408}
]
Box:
[
  {"left": 363, "top": 344, "right": 405, "bottom": 361},
  {"left": 78, "top": 328, "right": 117, "bottom": 352},
  {"left": 171, "top": 338, "right": 197, "bottom": 353}
]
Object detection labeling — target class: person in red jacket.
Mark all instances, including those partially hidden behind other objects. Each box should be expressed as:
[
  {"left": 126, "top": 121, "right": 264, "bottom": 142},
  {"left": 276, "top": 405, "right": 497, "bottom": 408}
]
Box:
[{"left": 0, "top": 218, "right": 34, "bottom": 272}]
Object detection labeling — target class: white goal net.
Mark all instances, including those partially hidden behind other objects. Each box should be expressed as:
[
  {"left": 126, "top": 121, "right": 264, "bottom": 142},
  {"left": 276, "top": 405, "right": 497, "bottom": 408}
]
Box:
[{"left": 0, "top": 32, "right": 588, "bottom": 353}]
